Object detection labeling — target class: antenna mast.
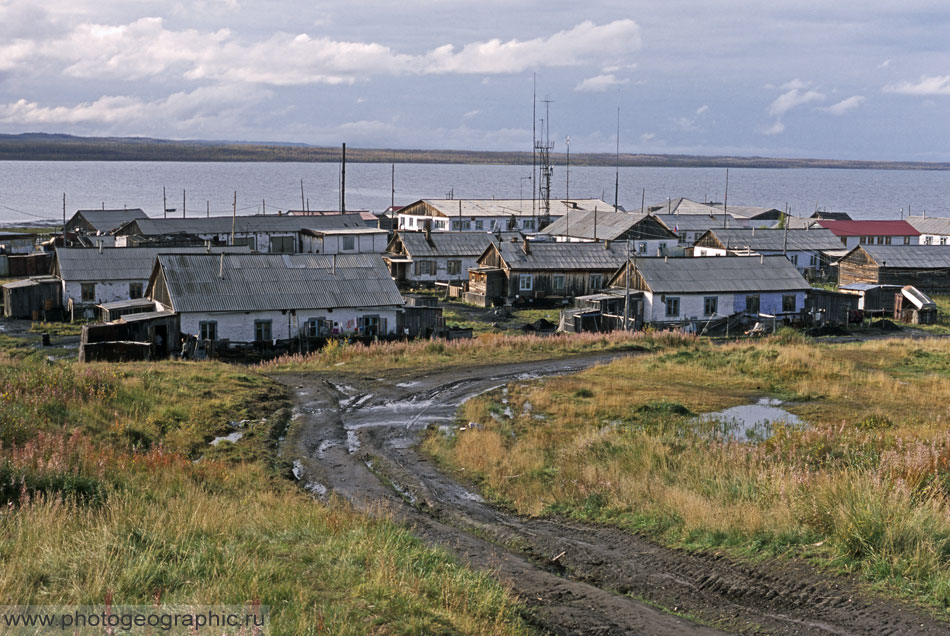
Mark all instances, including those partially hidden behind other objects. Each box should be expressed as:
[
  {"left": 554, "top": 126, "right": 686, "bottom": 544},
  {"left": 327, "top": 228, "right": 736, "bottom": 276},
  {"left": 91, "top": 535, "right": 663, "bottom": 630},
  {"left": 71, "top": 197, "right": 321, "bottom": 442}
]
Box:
[
  {"left": 535, "top": 97, "right": 554, "bottom": 228},
  {"left": 614, "top": 107, "right": 620, "bottom": 211}
]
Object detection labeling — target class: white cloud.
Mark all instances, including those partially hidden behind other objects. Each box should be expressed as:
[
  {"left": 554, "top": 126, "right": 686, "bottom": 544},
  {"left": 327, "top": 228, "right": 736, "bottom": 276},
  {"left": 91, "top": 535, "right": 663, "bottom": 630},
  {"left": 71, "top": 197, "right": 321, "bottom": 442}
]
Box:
[
  {"left": 768, "top": 87, "right": 825, "bottom": 117},
  {"left": 780, "top": 78, "right": 808, "bottom": 91},
  {"left": 2, "top": 17, "right": 641, "bottom": 86},
  {"left": 884, "top": 75, "right": 950, "bottom": 96},
  {"left": 640, "top": 132, "right": 655, "bottom": 142},
  {"left": 877, "top": 59, "right": 892, "bottom": 69},
  {"left": 462, "top": 109, "right": 480, "bottom": 120},
  {"left": 696, "top": 104, "right": 709, "bottom": 115},
  {"left": 576, "top": 73, "right": 628, "bottom": 92},
  {"left": 822, "top": 95, "right": 865, "bottom": 115},
  {"left": 761, "top": 121, "right": 785, "bottom": 135}
]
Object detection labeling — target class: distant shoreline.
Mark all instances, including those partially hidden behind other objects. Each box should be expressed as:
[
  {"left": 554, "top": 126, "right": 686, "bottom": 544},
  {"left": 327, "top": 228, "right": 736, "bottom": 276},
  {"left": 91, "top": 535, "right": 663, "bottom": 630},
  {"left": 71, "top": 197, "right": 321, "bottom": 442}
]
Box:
[{"left": 2, "top": 133, "right": 949, "bottom": 171}]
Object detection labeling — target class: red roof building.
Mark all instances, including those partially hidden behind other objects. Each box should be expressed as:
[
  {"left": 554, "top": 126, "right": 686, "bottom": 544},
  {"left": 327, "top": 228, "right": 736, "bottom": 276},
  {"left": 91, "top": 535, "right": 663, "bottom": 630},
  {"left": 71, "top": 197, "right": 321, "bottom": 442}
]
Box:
[{"left": 816, "top": 219, "right": 919, "bottom": 249}]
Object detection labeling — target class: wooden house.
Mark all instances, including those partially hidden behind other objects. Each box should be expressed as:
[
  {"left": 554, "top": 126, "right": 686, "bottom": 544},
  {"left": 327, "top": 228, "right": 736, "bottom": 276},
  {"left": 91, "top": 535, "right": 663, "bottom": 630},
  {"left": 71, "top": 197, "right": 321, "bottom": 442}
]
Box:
[
  {"left": 396, "top": 198, "right": 612, "bottom": 234},
  {"left": 837, "top": 245, "right": 950, "bottom": 293},
  {"left": 65, "top": 208, "right": 148, "bottom": 235},
  {"left": 466, "top": 239, "right": 628, "bottom": 307},
  {"left": 383, "top": 230, "right": 502, "bottom": 285},
  {"left": 693, "top": 228, "right": 844, "bottom": 275},
  {"left": 540, "top": 208, "right": 678, "bottom": 256}
]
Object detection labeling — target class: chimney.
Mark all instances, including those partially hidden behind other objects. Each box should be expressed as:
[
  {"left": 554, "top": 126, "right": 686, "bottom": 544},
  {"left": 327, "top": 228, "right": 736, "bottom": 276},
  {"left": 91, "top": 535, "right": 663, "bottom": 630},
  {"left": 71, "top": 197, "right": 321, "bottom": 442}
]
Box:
[
  {"left": 205, "top": 240, "right": 211, "bottom": 253},
  {"left": 97, "top": 240, "right": 102, "bottom": 254},
  {"left": 752, "top": 227, "right": 755, "bottom": 236},
  {"left": 664, "top": 255, "right": 668, "bottom": 263},
  {"left": 332, "top": 253, "right": 337, "bottom": 275},
  {"left": 604, "top": 239, "right": 611, "bottom": 250},
  {"left": 760, "top": 254, "right": 764, "bottom": 264},
  {"left": 219, "top": 252, "right": 224, "bottom": 278},
  {"left": 523, "top": 238, "right": 530, "bottom": 255}
]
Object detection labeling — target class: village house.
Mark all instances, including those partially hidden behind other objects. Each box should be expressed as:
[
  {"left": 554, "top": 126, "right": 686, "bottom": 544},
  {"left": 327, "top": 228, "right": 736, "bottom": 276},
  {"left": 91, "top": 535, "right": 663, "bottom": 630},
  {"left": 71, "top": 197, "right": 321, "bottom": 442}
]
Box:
[
  {"left": 539, "top": 208, "right": 678, "bottom": 255},
  {"left": 148, "top": 253, "right": 405, "bottom": 342},
  {"left": 692, "top": 228, "right": 844, "bottom": 275},
  {"left": 905, "top": 216, "right": 950, "bottom": 246},
  {"left": 647, "top": 198, "right": 782, "bottom": 223},
  {"left": 466, "top": 239, "right": 628, "bottom": 307},
  {"left": 607, "top": 255, "right": 810, "bottom": 328},
  {"left": 383, "top": 230, "right": 502, "bottom": 285},
  {"left": 64, "top": 208, "right": 149, "bottom": 235},
  {"left": 0, "top": 232, "right": 39, "bottom": 255},
  {"left": 653, "top": 214, "right": 748, "bottom": 245},
  {"left": 53, "top": 245, "right": 250, "bottom": 319},
  {"left": 837, "top": 245, "right": 950, "bottom": 293},
  {"left": 816, "top": 219, "right": 919, "bottom": 249},
  {"left": 113, "top": 214, "right": 368, "bottom": 253},
  {"left": 396, "top": 198, "right": 613, "bottom": 234}
]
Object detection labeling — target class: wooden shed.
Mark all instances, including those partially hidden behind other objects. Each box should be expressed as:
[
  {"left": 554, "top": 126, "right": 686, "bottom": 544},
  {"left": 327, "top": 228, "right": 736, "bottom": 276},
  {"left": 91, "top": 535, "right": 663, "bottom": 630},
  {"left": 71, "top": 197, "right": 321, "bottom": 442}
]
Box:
[
  {"left": 837, "top": 245, "right": 950, "bottom": 293},
  {"left": 2, "top": 275, "right": 62, "bottom": 318}
]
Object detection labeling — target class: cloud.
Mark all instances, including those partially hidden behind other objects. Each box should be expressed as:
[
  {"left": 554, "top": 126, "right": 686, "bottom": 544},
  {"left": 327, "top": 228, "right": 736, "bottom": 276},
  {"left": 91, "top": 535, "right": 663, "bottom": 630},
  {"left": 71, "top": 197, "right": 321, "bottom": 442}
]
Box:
[
  {"left": 822, "top": 95, "right": 864, "bottom": 115},
  {"left": 696, "top": 104, "right": 709, "bottom": 115},
  {"left": 780, "top": 78, "right": 808, "bottom": 91},
  {"left": 0, "top": 85, "right": 270, "bottom": 130},
  {"left": 575, "top": 73, "right": 628, "bottom": 92},
  {"left": 1, "top": 17, "right": 641, "bottom": 87},
  {"left": 462, "top": 109, "right": 480, "bottom": 120},
  {"left": 768, "top": 87, "right": 825, "bottom": 117},
  {"left": 640, "top": 132, "right": 655, "bottom": 142},
  {"left": 761, "top": 121, "right": 785, "bottom": 135},
  {"left": 884, "top": 75, "right": 950, "bottom": 96},
  {"left": 877, "top": 59, "right": 892, "bottom": 69}
]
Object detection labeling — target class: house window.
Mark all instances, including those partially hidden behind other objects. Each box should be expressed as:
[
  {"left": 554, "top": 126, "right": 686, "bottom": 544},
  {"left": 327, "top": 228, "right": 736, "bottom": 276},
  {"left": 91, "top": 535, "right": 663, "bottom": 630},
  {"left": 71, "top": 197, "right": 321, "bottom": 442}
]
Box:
[
  {"left": 269, "top": 236, "right": 295, "bottom": 253},
  {"left": 305, "top": 318, "right": 328, "bottom": 337},
  {"left": 809, "top": 254, "right": 818, "bottom": 267},
  {"left": 788, "top": 254, "right": 798, "bottom": 266},
  {"left": 254, "top": 320, "right": 272, "bottom": 342},
  {"left": 452, "top": 220, "right": 472, "bottom": 231},
  {"left": 884, "top": 236, "right": 892, "bottom": 245},
  {"left": 942, "top": 238, "right": 948, "bottom": 246},
  {"left": 876, "top": 236, "right": 884, "bottom": 245},
  {"left": 475, "top": 220, "right": 484, "bottom": 230},
  {"left": 552, "top": 274, "right": 565, "bottom": 291},
  {"left": 519, "top": 274, "right": 534, "bottom": 291},
  {"left": 233, "top": 236, "right": 256, "bottom": 251},
  {"left": 129, "top": 282, "right": 143, "bottom": 299},
  {"left": 665, "top": 296, "right": 680, "bottom": 317},
  {"left": 523, "top": 219, "right": 536, "bottom": 231},
  {"left": 782, "top": 294, "right": 797, "bottom": 313},
  {"left": 841, "top": 237, "right": 848, "bottom": 246},
  {"left": 589, "top": 274, "right": 604, "bottom": 289},
  {"left": 905, "top": 236, "right": 912, "bottom": 245},
  {"left": 925, "top": 236, "right": 933, "bottom": 245},
  {"left": 342, "top": 236, "right": 356, "bottom": 251},
  {"left": 414, "top": 260, "right": 436, "bottom": 276},
  {"left": 638, "top": 242, "right": 647, "bottom": 255},
  {"left": 746, "top": 295, "right": 760, "bottom": 314},
  {"left": 703, "top": 296, "right": 718, "bottom": 316},
  {"left": 81, "top": 283, "right": 96, "bottom": 302},
  {"left": 447, "top": 260, "right": 462, "bottom": 276},
  {"left": 199, "top": 321, "right": 217, "bottom": 341}
]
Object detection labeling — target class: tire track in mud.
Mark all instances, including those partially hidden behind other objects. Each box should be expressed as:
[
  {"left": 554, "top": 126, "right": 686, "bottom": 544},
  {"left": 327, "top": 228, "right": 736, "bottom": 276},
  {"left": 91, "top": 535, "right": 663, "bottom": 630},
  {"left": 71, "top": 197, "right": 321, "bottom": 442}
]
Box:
[{"left": 279, "top": 353, "right": 948, "bottom": 635}]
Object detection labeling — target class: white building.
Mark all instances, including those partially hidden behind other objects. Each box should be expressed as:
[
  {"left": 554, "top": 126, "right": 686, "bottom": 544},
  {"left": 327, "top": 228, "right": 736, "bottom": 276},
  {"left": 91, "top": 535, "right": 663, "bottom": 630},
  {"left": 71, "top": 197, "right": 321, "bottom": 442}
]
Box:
[
  {"left": 53, "top": 246, "right": 250, "bottom": 317},
  {"left": 299, "top": 228, "right": 389, "bottom": 254},
  {"left": 692, "top": 228, "right": 844, "bottom": 275},
  {"left": 906, "top": 216, "right": 950, "bottom": 246},
  {"left": 148, "top": 253, "right": 404, "bottom": 342},
  {"left": 396, "top": 198, "right": 613, "bottom": 234},
  {"left": 540, "top": 208, "right": 677, "bottom": 256},
  {"left": 815, "top": 220, "right": 919, "bottom": 249}
]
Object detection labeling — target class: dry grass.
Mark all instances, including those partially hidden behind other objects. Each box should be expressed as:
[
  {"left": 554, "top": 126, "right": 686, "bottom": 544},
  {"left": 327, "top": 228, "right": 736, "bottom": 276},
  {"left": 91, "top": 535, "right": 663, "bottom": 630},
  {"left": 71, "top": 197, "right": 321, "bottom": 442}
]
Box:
[{"left": 426, "top": 336, "right": 950, "bottom": 611}]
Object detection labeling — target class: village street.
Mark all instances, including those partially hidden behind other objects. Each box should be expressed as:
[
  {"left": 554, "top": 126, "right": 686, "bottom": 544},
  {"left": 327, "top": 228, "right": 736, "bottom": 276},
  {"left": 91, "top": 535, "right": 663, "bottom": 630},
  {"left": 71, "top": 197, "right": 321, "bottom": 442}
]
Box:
[{"left": 279, "top": 351, "right": 947, "bottom": 636}]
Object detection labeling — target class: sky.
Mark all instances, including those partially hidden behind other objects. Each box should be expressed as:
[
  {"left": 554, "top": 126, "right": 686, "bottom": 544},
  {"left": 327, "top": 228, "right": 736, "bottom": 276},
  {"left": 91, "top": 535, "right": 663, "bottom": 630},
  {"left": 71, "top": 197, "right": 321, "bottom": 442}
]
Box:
[{"left": 0, "top": 1, "right": 949, "bottom": 161}]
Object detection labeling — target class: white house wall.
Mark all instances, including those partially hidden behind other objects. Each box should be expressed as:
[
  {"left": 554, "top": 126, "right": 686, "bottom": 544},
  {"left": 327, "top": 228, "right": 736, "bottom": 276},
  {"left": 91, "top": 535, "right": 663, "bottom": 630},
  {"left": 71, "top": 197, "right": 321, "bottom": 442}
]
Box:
[
  {"left": 177, "top": 307, "right": 401, "bottom": 342},
  {"left": 398, "top": 213, "right": 562, "bottom": 233},
  {"left": 63, "top": 279, "right": 145, "bottom": 306},
  {"left": 642, "top": 290, "right": 806, "bottom": 324},
  {"left": 693, "top": 248, "right": 821, "bottom": 273},
  {"left": 404, "top": 256, "right": 481, "bottom": 283},
  {"left": 300, "top": 233, "right": 388, "bottom": 254}
]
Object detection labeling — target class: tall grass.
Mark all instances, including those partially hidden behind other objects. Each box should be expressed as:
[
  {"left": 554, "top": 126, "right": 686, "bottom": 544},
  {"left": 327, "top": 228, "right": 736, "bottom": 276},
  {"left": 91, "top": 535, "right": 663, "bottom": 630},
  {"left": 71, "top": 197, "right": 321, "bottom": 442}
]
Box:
[
  {"left": 426, "top": 336, "right": 950, "bottom": 612},
  {"left": 0, "top": 348, "right": 534, "bottom": 635}
]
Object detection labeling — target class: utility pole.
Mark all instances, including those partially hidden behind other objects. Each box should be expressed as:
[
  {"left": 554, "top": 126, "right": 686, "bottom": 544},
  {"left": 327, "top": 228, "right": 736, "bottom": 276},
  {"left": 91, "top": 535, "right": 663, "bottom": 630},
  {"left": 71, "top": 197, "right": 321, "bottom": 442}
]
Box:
[
  {"left": 231, "top": 191, "right": 237, "bottom": 246},
  {"left": 182, "top": 189, "right": 186, "bottom": 218},
  {"left": 723, "top": 168, "right": 729, "bottom": 229},
  {"left": 300, "top": 179, "right": 305, "bottom": 212},
  {"left": 62, "top": 193, "right": 66, "bottom": 244},
  {"left": 641, "top": 188, "right": 645, "bottom": 215},
  {"left": 262, "top": 198, "right": 266, "bottom": 215},
  {"left": 565, "top": 136, "right": 571, "bottom": 202},
  {"left": 163, "top": 186, "right": 167, "bottom": 219},
  {"left": 614, "top": 107, "right": 620, "bottom": 211},
  {"left": 341, "top": 142, "right": 346, "bottom": 213},
  {"left": 207, "top": 201, "right": 210, "bottom": 218},
  {"left": 623, "top": 239, "right": 631, "bottom": 330}
]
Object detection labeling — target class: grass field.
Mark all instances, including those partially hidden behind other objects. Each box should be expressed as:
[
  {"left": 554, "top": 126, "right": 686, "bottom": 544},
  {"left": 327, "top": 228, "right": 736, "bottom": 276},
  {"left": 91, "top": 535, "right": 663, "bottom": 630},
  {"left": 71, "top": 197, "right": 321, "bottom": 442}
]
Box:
[
  {"left": 425, "top": 334, "right": 950, "bottom": 613},
  {"left": 0, "top": 345, "right": 535, "bottom": 635}
]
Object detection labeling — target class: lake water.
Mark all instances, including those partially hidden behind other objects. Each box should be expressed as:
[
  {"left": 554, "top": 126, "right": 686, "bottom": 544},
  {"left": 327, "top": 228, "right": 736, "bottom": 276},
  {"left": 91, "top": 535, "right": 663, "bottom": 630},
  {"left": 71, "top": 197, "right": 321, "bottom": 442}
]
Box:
[{"left": 1, "top": 160, "right": 949, "bottom": 226}]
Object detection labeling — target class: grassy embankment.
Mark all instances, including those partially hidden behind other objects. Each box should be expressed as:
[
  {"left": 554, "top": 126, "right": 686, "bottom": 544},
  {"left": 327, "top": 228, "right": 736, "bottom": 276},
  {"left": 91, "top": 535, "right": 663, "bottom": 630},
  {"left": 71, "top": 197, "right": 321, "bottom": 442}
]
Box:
[
  {"left": 0, "top": 342, "right": 535, "bottom": 635},
  {"left": 425, "top": 334, "right": 950, "bottom": 613}
]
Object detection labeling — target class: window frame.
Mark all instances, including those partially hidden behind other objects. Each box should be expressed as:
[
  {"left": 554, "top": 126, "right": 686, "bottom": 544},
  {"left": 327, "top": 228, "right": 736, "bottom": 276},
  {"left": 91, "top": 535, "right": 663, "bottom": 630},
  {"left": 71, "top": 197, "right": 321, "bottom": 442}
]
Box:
[
  {"left": 128, "top": 282, "right": 143, "bottom": 299},
  {"left": 199, "top": 320, "right": 217, "bottom": 341},
  {"left": 782, "top": 294, "right": 797, "bottom": 313},
  {"left": 519, "top": 274, "right": 534, "bottom": 292},
  {"left": 254, "top": 319, "right": 273, "bottom": 342},
  {"left": 665, "top": 296, "right": 680, "bottom": 318},
  {"left": 745, "top": 294, "right": 760, "bottom": 314},
  {"left": 341, "top": 235, "right": 356, "bottom": 251},
  {"left": 552, "top": 274, "right": 565, "bottom": 291},
  {"left": 703, "top": 296, "right": 718, "bottom": 317},
  {"left": 446, "top": 260, "right": 462, "bottom": 276},
  {"left": 80, "top": 282, "right": 96, "bottom": 302}
]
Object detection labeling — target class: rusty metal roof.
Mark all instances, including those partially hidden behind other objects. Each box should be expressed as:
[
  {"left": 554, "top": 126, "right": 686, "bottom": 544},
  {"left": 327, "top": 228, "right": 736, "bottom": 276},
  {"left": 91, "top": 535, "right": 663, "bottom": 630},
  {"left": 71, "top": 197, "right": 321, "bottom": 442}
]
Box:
[{"left": 156, "top": 253, "right": 404, "bottom": 313}]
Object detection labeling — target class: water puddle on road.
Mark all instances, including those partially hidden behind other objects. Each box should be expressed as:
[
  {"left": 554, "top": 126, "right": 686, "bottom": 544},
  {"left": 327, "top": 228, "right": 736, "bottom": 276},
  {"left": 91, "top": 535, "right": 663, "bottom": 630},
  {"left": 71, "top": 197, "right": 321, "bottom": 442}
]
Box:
[{"left": 696, "top": 398, "right": 804, "bottom": 442}]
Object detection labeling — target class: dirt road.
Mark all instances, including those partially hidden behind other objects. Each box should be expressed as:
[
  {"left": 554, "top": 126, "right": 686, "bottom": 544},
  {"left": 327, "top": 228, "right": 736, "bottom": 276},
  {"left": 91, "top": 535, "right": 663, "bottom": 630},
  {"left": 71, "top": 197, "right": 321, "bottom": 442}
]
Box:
[{"left": 279, "top": 353, "right": 947, "bottom": 635}]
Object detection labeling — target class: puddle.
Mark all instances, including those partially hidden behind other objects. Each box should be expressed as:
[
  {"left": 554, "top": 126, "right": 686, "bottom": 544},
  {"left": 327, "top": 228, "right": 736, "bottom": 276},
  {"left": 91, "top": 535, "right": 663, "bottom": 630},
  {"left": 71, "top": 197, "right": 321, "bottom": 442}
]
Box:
[
  {"left": 210, "top": 431, "right": 243, "bottom": 446},
  {"left": 697, "top": 398, "right": 804, "bottom": 442}
]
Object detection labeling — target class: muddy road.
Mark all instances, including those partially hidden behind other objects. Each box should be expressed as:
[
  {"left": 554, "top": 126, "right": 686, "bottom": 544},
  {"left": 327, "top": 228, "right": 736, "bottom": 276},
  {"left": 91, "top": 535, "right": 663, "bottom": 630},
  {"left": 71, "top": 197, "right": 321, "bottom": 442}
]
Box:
[{"left": 279, "top": 353, "right": 946, "bottom": 635}]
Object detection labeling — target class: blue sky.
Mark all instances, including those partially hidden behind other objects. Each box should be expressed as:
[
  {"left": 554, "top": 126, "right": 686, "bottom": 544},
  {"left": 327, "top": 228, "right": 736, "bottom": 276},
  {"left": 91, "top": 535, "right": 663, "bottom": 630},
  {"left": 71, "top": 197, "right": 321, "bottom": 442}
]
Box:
[{"left": 0, "top": 1, "right": 948, "bottom": 160}]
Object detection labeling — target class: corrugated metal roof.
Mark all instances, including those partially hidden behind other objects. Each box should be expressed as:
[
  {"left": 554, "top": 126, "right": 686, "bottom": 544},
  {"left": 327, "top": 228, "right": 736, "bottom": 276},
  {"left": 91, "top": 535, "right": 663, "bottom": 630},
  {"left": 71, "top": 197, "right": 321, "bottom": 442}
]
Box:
[
  {"left": 905, "top": 216, "right": 950, "bottom": 236},
  {"left": 120, "top": 311, "right": 176, "bottom": 322},
  {"left": 55, "top": 246, "right": 251, "bottom": 282},
  {"left": 541, "top": 209, "right": 675, "bottom": 241},
  {"left": 395, "top": 231, "right": 498, "bottom": 257},
  {"left": 157, "top": 253, "right": 404, "bottom": 313},
  {"left": 2, "top": 276, "right": 60, "bottom": 289},
  {"left": 405, "top": 198, "right": 613, "bottom": 218},
  {"left": 655, "top": 214, "right": 749, "bottom": 232},
  {"left": 75, "top": 208, "right": 148, "bottom": 232},
  {"left": 817, "top": 219, "right": 919, "bottom": 237},
  {"left": 702, "top": 228, "right": 844, "bottom": 251},
  {"left": 98, "top": 298, "right": 156, "bottom": 311},
  {"left": 853, "top": 245, "right": 950, "bottom": 268},
  {"left": 123, "top": 213, "right": 368, "bottom": 235},
  {"left": 633, "top": 256, "right": 810, "bottom": 293},
  {"left": 497, "top": 241, "right": 628, "bottom": 270}
]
